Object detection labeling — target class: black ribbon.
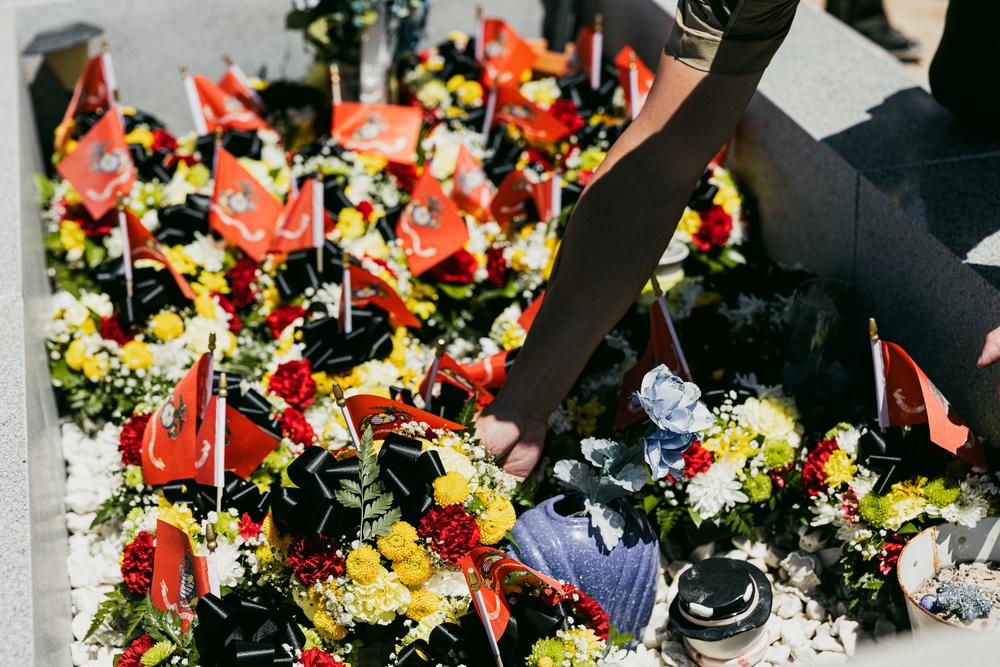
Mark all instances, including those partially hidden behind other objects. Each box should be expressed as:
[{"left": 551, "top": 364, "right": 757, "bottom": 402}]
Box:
[
  {"left": 274, "top": 240, "right": 345, "bottom": 300},
  {"left": 483, "top": 132, "right": 522, "bottom": 186},
  {"left": 95, "top": 262, "right": 189, "bottom": 330},
  {"left": 163, "top": 471, "right": 271, "bottom": 523},
  {"left": 156, "top": 194, "right": 211, "bottom": 246},
  {"left": 688, "top": 168, "right": 720, "bottom": 212},
  {"left": 270, "top": 434, "right": 445, "bottom": 537},
  {"left": 239, "top": 388, "right": 283, "bottom": 441},
  {"left": 396, "top": 593, "right": 570, "bottom": 667},
  {"left": 300, "top": 306, "right": 393, "bottom": 375},
  {"left": 858, "top": 421, "right": 944, "bottom": 495},
  {"left": 194, "top": 593, "right": 305, "bottom": 667},
  {"left": 195, "top": 128, "right": 263, "bottom": 164}
]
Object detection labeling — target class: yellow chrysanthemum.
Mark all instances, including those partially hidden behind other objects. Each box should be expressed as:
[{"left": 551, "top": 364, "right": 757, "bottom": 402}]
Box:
[
  {"left": 122, "top": 340, "right": 154, "bottom": 370},
  {"left": 562, "top": 627, "right": 603, "bottom": 656},
  {"left": 376, "top": 521, "right": 419, "bottom": 562},
  {"left": 433, "top": 472, "right": 470, "bottom": 507},
  {"left": 702, "top": 426, "right": 759, "bottom": 467},
  {"left": 346, "top": 544, "right": 382, "bottom": 585},
  {"left": 65, "top": 339, "right": 87, "bottom": 371},
  {"left": 151, "top": 312, "right": 184, "bottom": 341},
  {"left": 357, "top": 154, "right": 388, "bottom": 174},
  {"left": 676, "top": 208, "right": 702, "bottom": 237},
  {"left": 389, "top": 328, "right": 409, "bottom": 368},
  {"left": 501, "top": 326, "right": 526, "bottom": 351},
  {"left": 393, "top": 548, "right": 432, "bottom": 586},
  {"left": 406, "top": 589, "right": 442, "bottom": 621},
  {"left": 157, "top": 497, "right": 199, "bottom": 540},
  {"left": 197, "top": 270, "right": 229, "bottom": 294},
  {"left": 164, "top": 246, "right": 198, "bottom": 275},
  {"left": 79, "top": 317, "right": 96, "bottom": 335},
  {"left": 312, "top": 371, "right": 334, "bottom": 395},
  {"left": 261, "top": 514, "right": 291, "bottom": 551},
  {"left": 823, "top": 449, "right": 857, "bottom": 488},
  {"left": 82, "top": 355, "right": 109, "bottom": 381},
  {"left": 456, "top": 81, "right": 484, "bottom": 106},
  {"left": 337, "top": 208, "right": 366, "bottom": 239},
  {"left": 60, "top": 220, "right": 87, "bottom": 254},
  {"left": 255, "top": 544, "right": 274, "bottom": 565},
  {"left": 194, "top": 293, "right": 217, "bottom": 319},
  {"left": 446, "top": 75, "right": 466, "bottom": 92},
  {"left": 313, "top": 608, "right": 348, "bottom": 641},
  {"left": 475, "top": 490, "right": 516, "bottom": 545}
]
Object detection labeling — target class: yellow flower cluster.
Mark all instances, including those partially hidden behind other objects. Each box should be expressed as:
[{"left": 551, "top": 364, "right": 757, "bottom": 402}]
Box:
[
  {"left": 405, "top": 589, "right": 442, "bottom": 622},
  {"left": 566, "top": 399, "right": 606, "bottom": 438},
  {"left": 59, "top": 220, "right": 86, "bottom": 254},
  {"left": 703, "top": 427, "right": 759, "bottom": 468},
  {"left": 433, "top": 472, "right": 470, "bottom": 506},
  {"left": 393, "top": 548, "right": 432, "bottom": 586},
  {"left": 151, "top": 312, "right": 184, "bottom": 341},
  {"left": 346, "top": 544, "right": 382, "bottom": 584},
  {"left": 475, "top": 490, "right": 517, "bottom": 545},
  {"left": 376, "top": 521, "right": 419, "bottom": 562},
  {"left": 823, "top": 449, "right": 857, "bottom": 488}
]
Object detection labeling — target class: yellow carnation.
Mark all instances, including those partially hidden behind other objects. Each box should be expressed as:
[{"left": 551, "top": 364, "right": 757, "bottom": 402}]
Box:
[
  {"left": 312, "top": 371, "right": 334, "bottom": 395},
  {"left": 337, "top": 208, "right": 366, "bottom": 239},
  {"left": 65, "top": 339, "right": 87, "bottom": 371},
  {"left": 433, "top": 472, "right": 470, "bottom": 507},
  {"left": 151, "top": 312, "right": 184, "bottom": 341},
  {"left": 194, "top": 293, "right": 217, "bottom": 319},
  {"left": 164, "top": 246, "right": 197, "bottom": 275},
  {"left": 82, "top": 355, "right": 108, "bottom": 381},
  {"left": 346, "top": 544, "right": 382, "bottom": 585},
  {"left": 393, "top": 548, "right": 432, "bottom": 586},
  {"left": 406, "top": 589, "right": 442, "bottom": 621},
  {"left": 376, "top": 521, "right": 419, "bottom": 562},
  {"left": 475, "top": 490, "right": 517, "bottom": 545},
  {"left": 122, "top": 340, "right": 154, "bottom": 370},
  {"left": 60, "top": 220, "right": 86, "bottom": 254},
  {"left": 197, "top": 270, "right": 229, "bottom": 294}
]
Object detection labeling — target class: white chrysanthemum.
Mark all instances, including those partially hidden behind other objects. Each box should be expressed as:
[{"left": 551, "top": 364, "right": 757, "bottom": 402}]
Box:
[
  {"left": 183, "top": 316, "right": 232, "bottom": 355},
  {"left": 184, "top": 232, "right": 227, "bottom": 273},
  {"left": 212, "top": 536, "right": 246, "bottom": 588},
  {"left": 809, "top": 494, "right": 844, "bottom": 527},
  {"left": 342, "top": 569, "right": 410, "bottom": 625},
  {"left": 733, "top": 396, "right": 801, "bottom": 447},
  {"left": 356, "top": 359, "right": 402, "bottom": 391},
  {"left": 80, "top": 291, "right": 114, "bottom": 318},
  {"left": 686, "top": 460, "right": 748, "bottom": 520},
  {"left": 421, "top": 567, "right": 469, "bottom": 598},
  {"left": 941, "top": 480, "right": 991, "bottom": 527}
]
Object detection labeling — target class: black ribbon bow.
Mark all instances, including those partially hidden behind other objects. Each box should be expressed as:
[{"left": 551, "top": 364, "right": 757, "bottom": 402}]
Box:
[
  {"left": 274, "top": 240, "right": 346, "bottom": 301},
  {"left": 163, "top": 471, "right": 271, "bottom": 523},
  {"left": 378, "top": 433, "right": 446, "bottom": 519},
  {"left": 95, "top": 262, "right": 189, "bottom": 330},
  {"left": 300, "top": 306, "right": 393, "bottom": 376},
  {"left": 396, "top": 592, "right": 570, "bottom": 667},
  {"left": 194, "top": 593, "right": 306, "bottom": 667},
  {"left": 156, "top": 194, "right": 211, "bottom": 246}
]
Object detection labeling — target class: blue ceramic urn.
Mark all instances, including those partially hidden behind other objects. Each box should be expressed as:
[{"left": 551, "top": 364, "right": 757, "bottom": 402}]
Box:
[{"left": 508, "top": 493, "right": 659, "bottom": 640}]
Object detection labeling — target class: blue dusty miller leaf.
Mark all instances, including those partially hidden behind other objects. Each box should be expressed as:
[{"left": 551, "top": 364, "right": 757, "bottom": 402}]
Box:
[{"left": 584, "top": 498, "right": 625, "bottom": 550}]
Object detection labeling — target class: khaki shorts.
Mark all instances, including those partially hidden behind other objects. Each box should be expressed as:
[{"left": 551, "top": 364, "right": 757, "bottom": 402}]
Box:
[{"left": 666, "top": 0, "right": 802, "bottom": 75}]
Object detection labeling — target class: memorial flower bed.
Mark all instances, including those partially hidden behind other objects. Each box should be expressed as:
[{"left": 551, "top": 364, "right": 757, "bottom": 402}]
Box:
[{"left": 39, "top": 8, "right": 1000, "bottom": 667}]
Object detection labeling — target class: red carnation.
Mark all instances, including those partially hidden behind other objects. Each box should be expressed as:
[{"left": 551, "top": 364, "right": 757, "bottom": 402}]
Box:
[
  {"left": 562, "top": 583, "right": 610, "bottom": 639},
  {"left": 269, "top": 359, "right": 317, "bottom": 410},
  {"left": 266, "top": 305, "right": 306, "bottom": 340},
  {"left": 239, "top": 512, "right": 263, "bottom": 541},
  {"left": 682, "top": 441, "right": 714, "bottom": 479},
  {"left": 549, "top": 98, "right": 585, "bottom": 134},
  {"left": 226, "top": 257, "right": 259, "bottom": 309},
  {"left": 575, "top": 170, "right": 594, "bottom": 186},
  {"left": 485, "top": 246, "right": 509, "bottom": 287},
  {"left": 524, "top": 148, "right": 552, "bottom": 171},
  {"left": 430, "top": 249, "right": 478, "bottom": 285},
  {"left": 213, "top": 292, "right": 242, "bottom": 334},
  {"left": 418, "top": 505, "right": 481, "bottom": 565},
  {"left": 356, "top": 200, "right": 375, "bottom": 221},
  {"left": 387, "top": 162, "right": 419, "bottom": 193},
  {"left": 691, "top": 204, "right": 733, "bottom": 252},
  {"left": 802, "top": 439, "right": 839, "bottom": 496},
  {"left": 287, "top": 535, "right": 345, "bottom": 586},
  {"left": 119, "top": 412, "right": 151, "bottom": 466},
  {"left": 151, "top": 129, "right": 178, "bottom": 153},
  {"left": 121, "top": 531, "right": 155, "bottom": 595},
  {"left": 117, "top": 634, "right": 156, "bottom": 667},
  {"left": 280, "top": 406, "right": 317, "bottom": 446},
  {"left": 301, "top": 648, "right": 346, "bottom": 667},
  {"left": 100, "top": 314, "right": 134, "bottom": 346},
  {"left": 878, "top": 534, "right": 909, "bottom": 575}
]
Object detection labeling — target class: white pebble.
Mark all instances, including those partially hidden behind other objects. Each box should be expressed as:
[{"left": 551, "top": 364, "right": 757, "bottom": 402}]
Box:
[
  {"left": 765, "top": 644, "right": 791, "bottom": 665},
  {"left": 806, "top": 600, "right": 827, "bottom": 621},
  {"left": 71, "top": 612, "right": 93, "bottom": 641},
  {"left": 773, "top": 593, "right": 803, "bottom": 619},
  {"left": 724, "top": 549, "right": 749, "bottom": 561},
  {"left": 780, "top": 618, "right": 807, "bottom": 646},
  {"left": 660, "top": 640, "right": 697, "bottom": 667},
  {"left": 641, "top": 603, "right": 669, "bottom": 649},
  {"left": 790, "top": 644, "right": 817, "bottom": 662},
  {"left": 812, "top": 627, "right": 844, "bottom": 653},
  {"left": 812, "top": 653, "right": 849, "bottom": 664},
  {"left": 802, "top": 619, "right": 822, "bottom": 639},
  {"left": 748, "top": 558, "right": 769, "bottom": 573},
  {"left": 837, "top": 619, "right": 859, "bottom": 657},
  {"left": 732, "top": 535, "right": 769, "bottom": 559}
]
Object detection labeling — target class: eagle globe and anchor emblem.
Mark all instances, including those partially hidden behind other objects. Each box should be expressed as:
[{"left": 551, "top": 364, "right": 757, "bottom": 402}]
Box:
[
  {"left": 484, "top": 32, "right": 510, "bottom": 60},
  {"left": 88, "top": 140, "right": 129, "bottom": 176},
  {"left": 353, "top": 281, "right": 390, "bottom": 302},
  {"left": 407, "top": 196, "right": 444, "bottom": 230},
  {"left": 219, "top": 181, "right": 259, "bottom": 216},
  {"left": 360, "top": 405, "right": 416, "bottom": 433},
  {"left": 159, "top": 395, "right": 189, "bottom": 439},
  {"left": 353, "top": 113, "right": 388, "bottom": 142}
]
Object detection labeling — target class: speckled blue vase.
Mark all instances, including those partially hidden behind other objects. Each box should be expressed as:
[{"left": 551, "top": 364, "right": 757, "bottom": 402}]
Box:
[{"left": 509, "top": 493, "right": 659, "bottom": 641}]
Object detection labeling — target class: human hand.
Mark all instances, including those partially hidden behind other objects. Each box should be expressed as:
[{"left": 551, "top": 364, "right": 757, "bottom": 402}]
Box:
[
  {"left": 475, "top": 403, "right": 549, "bottom": 481},
  {"left": 977, "top": 326, "right": 1000, "bottom": 400}
]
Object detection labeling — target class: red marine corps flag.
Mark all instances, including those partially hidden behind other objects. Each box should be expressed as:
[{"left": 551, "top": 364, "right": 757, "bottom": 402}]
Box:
[
  {"left": 870, "top": 320, "right": 987, "bottom": 468},
  {"left": 346, "top": 264, "right": 421, "bottom": 328},
  {"left": 615, "top": 46, "right": 655, "bottom": 120},
  {"left": 477, "top": 18, "right": 538, "bottom": 86},
  {"left": 55, "top": 109, "right": 136, "bottom": 219},
  {"left": 141, "top": 352, "right": 214, "bottom": 485},
  {"left": 419, "top": 353, "right": 495, "bottom": 408},
  {"left": 331, "top": 102, "right": 422, "bottom": 164},
  {"left": 121, "top": 208, "right": 196, "bottom": 300},
  {"left": 190, "top": 74, "right": 270, "bottom": 134},
  {"left": 209, "top": 147, "right": 283, "bottom": 262},
  {"left": 56, "top": 52, "right": 112, "bottom": 150},
  {"left": 344, "top": 394, "right": 466, "bottom": 440},
  {"left": 491, "top": 85, "right": 572, "bottom": 144},
  {"left": 219, "top": 56, "right": 264, "bottom": 115},
  {"left": 490, "top": 169, "right": 532, "bottom": 225},
  {"left": 193, "top": 397, "right": 280, "bottom": 484},
  {"left": 395, "top": 168, "right": 470, "bottom": 276},
  {"left": 151, "top": 519, "right": 212, "bottom": 628},
  {"left": 269, "top": 178, "right": 335, "bottom": 254},
  {"left": 451, "top": 144, "right": 493, "bottom": 222}
]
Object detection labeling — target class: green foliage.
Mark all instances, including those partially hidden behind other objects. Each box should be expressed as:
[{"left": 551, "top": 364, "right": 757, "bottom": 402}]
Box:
[
  {"left": 656, "top": 506, "right": 683, "bottom": 541},
  {"left": 723, "top": 507, "right": 756, "bottom": 540},
  {"left": 456, "top": 397, "right": 477, "bottom": 429},
  {"left": 335, "top": 426, "right": 401, "bottom": 541},
  {"left": 86, "top": 588, "right": 126, "bottom": 639}
]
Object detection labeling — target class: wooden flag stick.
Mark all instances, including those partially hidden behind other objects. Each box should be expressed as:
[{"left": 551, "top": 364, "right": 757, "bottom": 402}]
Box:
[
  {"left": 117, "top": 194, "right": 133, "bottom": 298},
  {"left": 423, "top": 338, "right": 447, "bottom": 411},
  {"left": 333, "top": 383, "right": 361, "bottom": 447},
  {"left": 208, "top": 331, "right": 217, "bottom": 356},
  {"left": 215, "top": 373, "right": 228, "bottom": 515},
  {"left": 466, "top": 567, "right": 504, "bottom": 667}
]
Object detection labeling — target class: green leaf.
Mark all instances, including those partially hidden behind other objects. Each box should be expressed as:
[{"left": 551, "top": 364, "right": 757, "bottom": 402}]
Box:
[
  {"left": 643, "top": 495, "right": 661, "bottom": 514},
  {"left": 438, "top": 283, "right": 473, "bottom": 300},
  {"left": 339, "top": 479, "right": 362, "bottom": 496},
  {"left": 456, "top": 396, "right": 477, "bottom": 428},
  {"left": 364, "top": 507, "right": 402, "bottom": 540},
  {"left": 897, "top": 522, "right": 921, "bottom": 535},
  {"left": 656, "top": 506, "right": 683, "bottom": 541},
  {"left": 504, "top": 530, "right": 520, "bottom": 555},
  {"left": 34, "top": 172, "right": 55, "bottom": 201},
  {"left": 84, "top": 239, "right": 106, "bottom": 269},
  {"left": 334, "top": 489, "right": 363, "bottom": 509},
  {"left": 85, "top": 590, "right": 125, "bottom": 639},
  {"left": 366, "top": 492, "right": 395, "bottom": 518},
  {"left": 724, "top": 508, "right": 756, "bottom": 540}
]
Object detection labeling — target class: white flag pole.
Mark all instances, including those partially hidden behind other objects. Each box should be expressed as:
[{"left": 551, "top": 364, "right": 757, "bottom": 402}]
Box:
[
  {"left": 628, "top": 51, "right": 640, "bottom": 120},
  {"left": 215, "top": 373, "right": 228, "bottom": 513},
  {"left": 870, "top": 318, "right": 890, "bottom": 430},
  {"left": 180, "top": 64, "right": 209, "bottom": 136},
  {"left": 474, "top": 6, "right": 485, "bottom": 61},
  {"left": 590, "top": 14, "right": 603, "bottom": 91},
  {"left": 482, "top": 75, "right": 498, "bottom": 144},
  {"left": 116, "top": 194, "right": 133, "bottom": 299},
  {"left": 423, "top": 339, "right": 447, "bottom": 412},
  {"left": 313, "top": 171, "right": 325, "bottom": 274}
]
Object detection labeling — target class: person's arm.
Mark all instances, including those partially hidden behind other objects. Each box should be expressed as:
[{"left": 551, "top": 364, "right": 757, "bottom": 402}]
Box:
[
  {"left": 978, "top": 328, "right": 1000, "bottom": 399},
  {"left": 477, "top": 52, "right": 767, "bottom": 478}
]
